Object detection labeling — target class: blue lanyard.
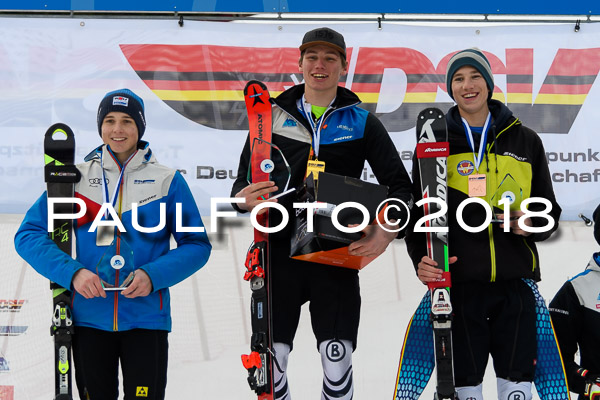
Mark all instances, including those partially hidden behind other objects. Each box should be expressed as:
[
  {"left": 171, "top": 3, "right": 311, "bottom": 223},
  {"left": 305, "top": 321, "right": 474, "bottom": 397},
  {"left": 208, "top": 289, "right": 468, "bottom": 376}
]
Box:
[
  {"left": 461, "top": 112, "right": 491, "bottom": 172},
  {"left": 299, "top": 95, "right": 334, "bottom": 159}
]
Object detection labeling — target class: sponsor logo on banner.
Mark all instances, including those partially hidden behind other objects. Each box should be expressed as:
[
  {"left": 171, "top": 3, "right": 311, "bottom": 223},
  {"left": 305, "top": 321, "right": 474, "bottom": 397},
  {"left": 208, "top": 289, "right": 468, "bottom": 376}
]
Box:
[
  {"left": 0, "top": 326, "right": 28, "bottom": 336},
  {"left": 0, "top": 300, "right": 26, "bottom": 313},
  {"left": 0, "top": 357, "right": 9, "bottom": 372},
  {"left": 120, "top": 44, "right": 600, "bottom": 134}
]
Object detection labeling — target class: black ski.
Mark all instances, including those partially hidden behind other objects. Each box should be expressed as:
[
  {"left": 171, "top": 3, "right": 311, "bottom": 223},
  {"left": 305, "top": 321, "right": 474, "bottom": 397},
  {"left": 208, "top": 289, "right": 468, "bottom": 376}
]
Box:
[
  {"left": 44, "top": 123, "right": 81, "bottom": 400},
  {"left": 415, "top": 108, "right": 456, "bottom": 400}
]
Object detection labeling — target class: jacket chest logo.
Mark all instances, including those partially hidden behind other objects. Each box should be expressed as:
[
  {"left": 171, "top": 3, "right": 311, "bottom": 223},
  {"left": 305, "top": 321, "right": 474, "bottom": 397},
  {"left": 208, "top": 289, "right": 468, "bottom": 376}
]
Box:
[
  {"left": 457, "top": 160, "right": 475, "bottom": 176},
  {"left": 283, "top": 118, "right": 297, "bottom": 127}
]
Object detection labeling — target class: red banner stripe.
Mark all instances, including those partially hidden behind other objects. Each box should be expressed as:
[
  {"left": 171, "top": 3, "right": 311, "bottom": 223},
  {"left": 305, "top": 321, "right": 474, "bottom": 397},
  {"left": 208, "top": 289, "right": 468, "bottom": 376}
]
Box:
[
  {"left": 143, "top": 79, "right": 293, "bottom": 92},
  {"left": 538, "top": 83, "right": 594, "bottom": 95}
]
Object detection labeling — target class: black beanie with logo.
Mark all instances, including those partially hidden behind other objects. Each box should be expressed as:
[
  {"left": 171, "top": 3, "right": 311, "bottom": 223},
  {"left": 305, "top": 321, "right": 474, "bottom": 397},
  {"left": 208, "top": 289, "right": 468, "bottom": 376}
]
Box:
[{"left": 97, "top": 89, "right": 146, "bottom": 139}]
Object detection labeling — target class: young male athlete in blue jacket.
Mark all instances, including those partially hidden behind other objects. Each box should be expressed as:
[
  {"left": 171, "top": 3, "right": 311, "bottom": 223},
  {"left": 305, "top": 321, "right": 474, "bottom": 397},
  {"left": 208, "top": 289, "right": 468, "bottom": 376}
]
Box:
[{"left": 15, "top": 89, "right": 211, "bottom": 399}]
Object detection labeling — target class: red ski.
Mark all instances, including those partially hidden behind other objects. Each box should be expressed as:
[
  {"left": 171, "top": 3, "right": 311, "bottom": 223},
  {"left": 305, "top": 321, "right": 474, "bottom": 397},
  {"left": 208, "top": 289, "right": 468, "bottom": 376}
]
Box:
[{"left": 240, "top": 80, "right": 275, "bottom": 400}]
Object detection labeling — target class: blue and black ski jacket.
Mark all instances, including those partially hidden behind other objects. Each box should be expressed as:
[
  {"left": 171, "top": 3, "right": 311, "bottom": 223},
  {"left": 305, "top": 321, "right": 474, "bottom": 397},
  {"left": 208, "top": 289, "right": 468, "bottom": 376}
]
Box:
[
  {"left": 231, "top": 83, "right": 413, "bottom": 245},
  {"left": 15, "top": 141, "right": 211, "bottom": 332}
]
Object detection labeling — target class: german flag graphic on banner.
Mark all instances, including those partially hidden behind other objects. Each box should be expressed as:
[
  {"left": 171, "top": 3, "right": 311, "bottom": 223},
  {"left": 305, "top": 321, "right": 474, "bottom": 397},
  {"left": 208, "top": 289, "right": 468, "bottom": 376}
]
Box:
[
  {"left": 121, "top": 44, "right": 352, "bottom": 130},
  {"left": 121, "top": 45, "right": 600, "bottom": 134}
]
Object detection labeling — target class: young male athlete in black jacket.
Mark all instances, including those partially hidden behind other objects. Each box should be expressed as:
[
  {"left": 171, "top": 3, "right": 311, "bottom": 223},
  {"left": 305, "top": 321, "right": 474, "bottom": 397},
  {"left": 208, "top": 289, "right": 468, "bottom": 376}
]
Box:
[
  {"left": 232, "top": 27, "right": 412, "bottom": 399},
  {"left": 406, "top": 48, "right": 562, "bottom": 400},
  {"left": 550, "top": 204, "right": 600, "bottom": 400}
]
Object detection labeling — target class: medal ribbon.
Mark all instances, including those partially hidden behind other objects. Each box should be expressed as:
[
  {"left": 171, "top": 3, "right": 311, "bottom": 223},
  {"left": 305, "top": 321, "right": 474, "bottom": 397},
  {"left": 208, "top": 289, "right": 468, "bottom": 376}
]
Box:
[
  {"left": 461, "top": 112, "right": 491, "bottom": 172},
  {"left": 100, "top": 147, "right": 135, "bottom": 220},
  {"left": 298, "top": 95, "right": 334, "bottom": 159}
]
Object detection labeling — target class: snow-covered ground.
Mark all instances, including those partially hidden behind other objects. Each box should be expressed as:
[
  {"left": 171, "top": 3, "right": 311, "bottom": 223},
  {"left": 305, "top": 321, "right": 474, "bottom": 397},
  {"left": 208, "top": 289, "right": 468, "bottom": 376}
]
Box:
[{"left": 0, "top": 215, "right": 595, "bottom": 399}]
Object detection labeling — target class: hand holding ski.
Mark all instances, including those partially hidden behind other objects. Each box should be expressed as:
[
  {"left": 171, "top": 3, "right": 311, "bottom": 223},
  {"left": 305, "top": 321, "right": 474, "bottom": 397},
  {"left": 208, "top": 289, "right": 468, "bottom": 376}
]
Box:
[
  {"left": 234, "top": 180, "right": 278, "bottom": 213},
  {"left": 416, "top": 256, "right": 458, "bottom": 286}
]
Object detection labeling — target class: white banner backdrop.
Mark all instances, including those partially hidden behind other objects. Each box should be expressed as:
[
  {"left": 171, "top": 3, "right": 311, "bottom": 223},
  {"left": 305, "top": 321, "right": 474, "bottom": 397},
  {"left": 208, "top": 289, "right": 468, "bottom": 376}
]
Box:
[{"left": 1, "top": 18, "right": 599, "bottom": 220}]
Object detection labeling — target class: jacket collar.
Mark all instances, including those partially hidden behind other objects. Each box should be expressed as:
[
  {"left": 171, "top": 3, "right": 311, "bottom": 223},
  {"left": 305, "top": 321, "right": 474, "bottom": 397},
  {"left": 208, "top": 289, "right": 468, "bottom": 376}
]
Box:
[
  {"left": 446, "top": 99, "right": 515, "bottom": 135},
  {"left": 271, "top": 84, "right": 361, "bottom": 133},
  {"left": 273, "top": 84, "right": 360, "bottom": 113},
  {"left": 84, "top": 140, "right": 154, "bottom": 172}
]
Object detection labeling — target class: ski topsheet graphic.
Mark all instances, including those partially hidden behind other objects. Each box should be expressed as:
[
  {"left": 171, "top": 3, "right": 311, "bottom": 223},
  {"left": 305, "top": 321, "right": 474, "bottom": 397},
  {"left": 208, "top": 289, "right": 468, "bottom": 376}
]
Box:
[
  {"left": 394, "top": 108, "right": 455, "bottom": 400},
  {"left": 240, "top": 80, "right": 275, "bottom": 400},
  {"left": 44, "top": 123, "right": 81, "bottom": 400}
]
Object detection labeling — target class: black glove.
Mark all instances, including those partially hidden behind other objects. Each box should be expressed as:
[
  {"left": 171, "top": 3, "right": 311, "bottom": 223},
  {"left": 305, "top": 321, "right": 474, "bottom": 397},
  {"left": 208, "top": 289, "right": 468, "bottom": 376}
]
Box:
[{"left": 577, "top": 368, "right": 600, "bottom": 399}]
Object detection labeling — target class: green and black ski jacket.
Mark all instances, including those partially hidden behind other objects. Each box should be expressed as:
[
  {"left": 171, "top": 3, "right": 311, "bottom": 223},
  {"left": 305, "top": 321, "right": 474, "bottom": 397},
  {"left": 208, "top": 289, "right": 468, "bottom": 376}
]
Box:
[{"left": 406, "top": 100, "right": 562, "bottom": 283}]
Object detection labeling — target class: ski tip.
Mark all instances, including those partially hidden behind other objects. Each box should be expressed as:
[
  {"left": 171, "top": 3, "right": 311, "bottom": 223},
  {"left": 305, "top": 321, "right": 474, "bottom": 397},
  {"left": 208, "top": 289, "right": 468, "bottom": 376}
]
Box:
[
  {"left": 243, "top": 80, "right": 269, "bottom": 96},
  {"left": 417, "top": 107, "right": 445, "bottom": 121},
  {"left": 45, "top": 123, "right": 75, "bottom": 141}
]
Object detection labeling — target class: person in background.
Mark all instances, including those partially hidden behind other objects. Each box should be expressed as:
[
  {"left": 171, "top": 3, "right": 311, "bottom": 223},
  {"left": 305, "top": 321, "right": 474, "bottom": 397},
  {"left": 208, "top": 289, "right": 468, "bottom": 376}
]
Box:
[{"left": 549, "top": 203, "right": 600, "bottom": 400}]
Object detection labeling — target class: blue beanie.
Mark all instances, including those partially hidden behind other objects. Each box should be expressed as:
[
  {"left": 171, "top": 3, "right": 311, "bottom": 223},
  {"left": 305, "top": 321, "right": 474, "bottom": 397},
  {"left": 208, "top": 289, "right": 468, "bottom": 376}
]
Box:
[
  {"left": 97, "top": 89, "right": 146, "bottom": 139},
  {"left": 593, "top": 203, "right": 600, "bottom": 245},
  {"left": 445, "top": 48, "right": 494, "bottom": 101}
]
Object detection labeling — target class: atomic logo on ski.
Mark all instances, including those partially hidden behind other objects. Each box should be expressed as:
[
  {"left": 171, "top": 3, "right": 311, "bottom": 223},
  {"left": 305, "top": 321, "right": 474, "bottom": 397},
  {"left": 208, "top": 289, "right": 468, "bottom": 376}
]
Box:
[{"left": 250, "top": 86, "right": 266, "bottom": 106}]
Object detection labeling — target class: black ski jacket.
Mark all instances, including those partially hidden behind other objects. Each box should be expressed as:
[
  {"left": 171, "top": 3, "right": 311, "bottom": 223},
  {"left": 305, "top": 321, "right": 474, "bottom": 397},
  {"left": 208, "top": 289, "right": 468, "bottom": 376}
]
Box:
[
  {"left": 549, "top": 253, "right": 600, "bottom": 398},
  {"left": 406, "top": 100, "right": 562, "bottom": 283},
  {"left": 231, "top": 84, "right": 413, "bottom": 246}
]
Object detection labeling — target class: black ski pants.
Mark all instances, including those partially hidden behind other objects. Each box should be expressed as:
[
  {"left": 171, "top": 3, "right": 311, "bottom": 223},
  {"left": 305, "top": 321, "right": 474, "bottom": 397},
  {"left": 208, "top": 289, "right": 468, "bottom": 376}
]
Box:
[
  {"left": 73, "top": 327, "right": 168, "bottom": 400},
  {"left": 450, "top": 279, "right": 537, "bottom": 387}
]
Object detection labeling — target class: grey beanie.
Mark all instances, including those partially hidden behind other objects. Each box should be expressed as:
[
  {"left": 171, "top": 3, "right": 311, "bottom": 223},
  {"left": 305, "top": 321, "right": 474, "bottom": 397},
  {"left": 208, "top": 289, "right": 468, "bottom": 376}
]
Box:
[
  {"left": 445, "top": 48, "right": 494, "bottom": 101},
  {"left": 97, "top": 89, "right": 146, "bottom": 139}
]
